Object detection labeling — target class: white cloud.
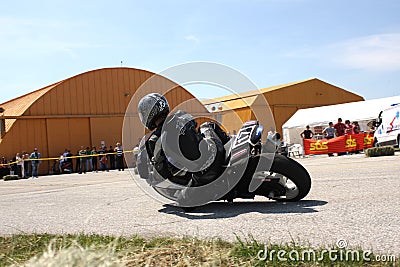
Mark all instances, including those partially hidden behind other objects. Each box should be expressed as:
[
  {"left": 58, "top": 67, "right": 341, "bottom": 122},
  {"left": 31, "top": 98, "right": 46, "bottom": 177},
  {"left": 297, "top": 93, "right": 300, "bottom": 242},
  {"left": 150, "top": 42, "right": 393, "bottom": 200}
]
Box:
[
  {"left": 184, "top": 34, "right": 200, "bottom": 43},
  {"left": 0, "top": 16, "right": 102, "bottom": 59},
  {"left": 285, "top": 33, "right": 400, "bottom": 72},
  {"left": 329, "top": 33, "right": 400, "bottom": 71}
]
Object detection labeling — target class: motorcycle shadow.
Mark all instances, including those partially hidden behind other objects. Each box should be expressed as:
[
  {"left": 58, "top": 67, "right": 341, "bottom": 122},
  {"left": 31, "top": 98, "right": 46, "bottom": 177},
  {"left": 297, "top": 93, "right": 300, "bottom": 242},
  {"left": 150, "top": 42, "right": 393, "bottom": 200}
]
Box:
[{"left": 158, "top": 199, "right": 328, "bottom": 219}]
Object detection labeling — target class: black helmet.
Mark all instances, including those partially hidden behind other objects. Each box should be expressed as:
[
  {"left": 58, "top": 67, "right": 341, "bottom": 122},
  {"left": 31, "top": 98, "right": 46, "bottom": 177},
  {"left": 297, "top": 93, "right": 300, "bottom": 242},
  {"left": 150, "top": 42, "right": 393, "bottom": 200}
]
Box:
[{"left": 138, "top": 93, "right": 170, "bottom": 130}]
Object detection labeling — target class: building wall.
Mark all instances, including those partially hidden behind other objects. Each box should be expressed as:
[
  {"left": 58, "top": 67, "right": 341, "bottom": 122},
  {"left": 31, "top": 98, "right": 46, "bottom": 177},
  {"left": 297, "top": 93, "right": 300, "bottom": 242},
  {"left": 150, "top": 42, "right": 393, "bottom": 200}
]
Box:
[{"left": 221, "top": 108, "right": 253, "bottom": 135}]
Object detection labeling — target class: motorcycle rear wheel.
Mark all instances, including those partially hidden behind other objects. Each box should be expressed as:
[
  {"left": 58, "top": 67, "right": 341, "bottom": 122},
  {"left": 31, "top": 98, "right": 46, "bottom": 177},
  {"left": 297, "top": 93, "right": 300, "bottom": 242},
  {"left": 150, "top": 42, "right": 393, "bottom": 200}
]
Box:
[{"left": 269, "top": 154, "right": 311, "bottom": 202}]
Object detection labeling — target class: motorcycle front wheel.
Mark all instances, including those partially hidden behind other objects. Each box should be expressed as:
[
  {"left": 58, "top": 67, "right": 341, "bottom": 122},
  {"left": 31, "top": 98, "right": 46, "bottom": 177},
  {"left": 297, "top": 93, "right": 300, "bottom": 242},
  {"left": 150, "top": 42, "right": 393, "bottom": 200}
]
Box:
[{"left": 268, "top": 154, "right": 311, "bottom": 202}]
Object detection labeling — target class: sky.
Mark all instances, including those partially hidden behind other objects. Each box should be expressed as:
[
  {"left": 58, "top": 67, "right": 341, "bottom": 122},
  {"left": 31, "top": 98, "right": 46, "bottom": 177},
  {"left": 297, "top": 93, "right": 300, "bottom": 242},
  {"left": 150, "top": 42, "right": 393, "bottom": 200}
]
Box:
[{"left": 0, "top": 0, "right": 400, "bottom": 104}]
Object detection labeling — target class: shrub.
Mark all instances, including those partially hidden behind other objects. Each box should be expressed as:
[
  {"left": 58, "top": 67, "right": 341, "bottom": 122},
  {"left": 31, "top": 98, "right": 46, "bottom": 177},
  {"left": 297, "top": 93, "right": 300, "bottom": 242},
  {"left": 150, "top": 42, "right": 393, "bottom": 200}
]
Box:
[
  {"left": 3, "top": 174, "right": 19, "bottom": 181},
  {"left": 365, "top": 146, "right": 395, "bottom": 157}
]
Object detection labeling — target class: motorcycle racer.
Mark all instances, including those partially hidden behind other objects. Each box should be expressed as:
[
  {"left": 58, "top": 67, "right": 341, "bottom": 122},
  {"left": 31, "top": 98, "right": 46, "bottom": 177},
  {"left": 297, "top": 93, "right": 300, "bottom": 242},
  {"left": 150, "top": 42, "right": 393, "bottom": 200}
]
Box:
[{"left": 137, "top": 93, "right": 229, "bottom": 186}]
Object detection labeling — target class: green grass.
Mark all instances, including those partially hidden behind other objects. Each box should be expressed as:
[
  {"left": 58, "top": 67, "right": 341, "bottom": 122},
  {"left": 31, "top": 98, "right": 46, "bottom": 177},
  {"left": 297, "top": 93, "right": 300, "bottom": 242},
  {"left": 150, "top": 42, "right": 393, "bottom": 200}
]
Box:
[{"left": 0, "top": 234, "right": 398, "bottom": 266}]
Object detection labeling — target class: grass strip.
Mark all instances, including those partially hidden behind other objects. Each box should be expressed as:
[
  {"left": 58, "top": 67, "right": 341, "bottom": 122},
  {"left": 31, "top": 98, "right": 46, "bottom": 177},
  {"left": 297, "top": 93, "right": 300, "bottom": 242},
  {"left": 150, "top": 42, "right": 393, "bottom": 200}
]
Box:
[{"left": 0, "top": 234, "right": 398, "bottom": 266}]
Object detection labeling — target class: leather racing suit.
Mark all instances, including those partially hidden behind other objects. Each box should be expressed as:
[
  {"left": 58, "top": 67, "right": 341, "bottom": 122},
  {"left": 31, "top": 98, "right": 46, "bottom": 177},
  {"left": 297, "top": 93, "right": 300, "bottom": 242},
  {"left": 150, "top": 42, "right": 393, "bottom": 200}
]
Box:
[{"left": 145, "top": 110, "right": 229, "bottom": 186}]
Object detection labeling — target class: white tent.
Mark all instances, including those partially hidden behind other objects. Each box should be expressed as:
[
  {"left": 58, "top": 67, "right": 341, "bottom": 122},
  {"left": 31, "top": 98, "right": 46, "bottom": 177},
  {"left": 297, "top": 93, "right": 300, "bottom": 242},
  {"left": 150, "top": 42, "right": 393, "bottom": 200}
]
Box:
[{"left": 282, "top": 95, "right": 400, "bottom": 145}]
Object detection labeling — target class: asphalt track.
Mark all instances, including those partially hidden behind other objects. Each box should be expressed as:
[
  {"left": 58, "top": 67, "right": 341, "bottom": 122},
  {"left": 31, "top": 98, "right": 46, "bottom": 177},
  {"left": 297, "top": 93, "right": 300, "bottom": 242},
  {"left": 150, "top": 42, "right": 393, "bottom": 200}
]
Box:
[{"left": 0, "top": 153, "right": 399, "bottom": 254}]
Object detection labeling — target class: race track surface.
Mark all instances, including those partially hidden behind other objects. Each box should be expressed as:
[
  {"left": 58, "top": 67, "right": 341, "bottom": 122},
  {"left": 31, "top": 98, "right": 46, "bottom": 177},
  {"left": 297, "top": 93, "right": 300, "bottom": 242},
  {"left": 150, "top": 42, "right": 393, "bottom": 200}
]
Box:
[{"left": 1, "top": 153, "right": 399, "bottom": 254}]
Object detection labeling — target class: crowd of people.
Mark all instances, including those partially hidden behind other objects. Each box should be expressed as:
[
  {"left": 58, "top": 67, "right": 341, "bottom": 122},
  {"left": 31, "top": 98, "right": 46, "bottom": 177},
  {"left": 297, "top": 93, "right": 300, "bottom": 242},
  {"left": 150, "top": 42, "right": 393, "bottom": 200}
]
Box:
[
  {"left": 300, "top": 117, "right": 368, "bottom": 156},
  {"left": 0, "top": 142, "right": 127, "bottom": 179},
  {"left": 55, "top": 142, "right": 127, "bottom": 175},
  {"left": 0, "top": 148, "right": 42, "bottom": 179},
  {"left": 300, "top": 118, "right": 363, "bottom": 141}
]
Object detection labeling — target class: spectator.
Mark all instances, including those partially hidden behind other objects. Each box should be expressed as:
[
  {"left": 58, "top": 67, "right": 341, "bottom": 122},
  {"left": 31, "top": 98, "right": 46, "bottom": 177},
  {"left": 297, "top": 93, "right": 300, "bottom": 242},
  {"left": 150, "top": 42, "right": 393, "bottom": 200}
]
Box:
[
  {"left": 352, "top": 121, "right": 361, "bottom": 134},
  {"left": 367, "top": 121, "right": 376, "bottom": 134},
  {"left": 57, "top": 149, "right": 71, "bottom": 174},
  {"left": 65, "top": 149, "right": 73, "bottom": 172},
  {"left": 323, "top": 122, "right": 336, "bottom": 157},
  {"left": 300, "top": 125, "right": 314, "bottom": 139},
  {"left": 57, "top": 153, "right": 64, "bottom": 174},
  {"left": 98, "top": 145, "right": 108, "bottom": 172},
  {"left": 78, "top": 146, "right": 87, "bottom": 174},
  {"left": 15, "top": 153, "right": 23, "bottom": 178},
  {"left": 29, "top": 148, "right": 41, "bottom": 178},
  {"left": 344, "top": 120, "right": 353, "bottom": 134},
  {"left": 352, "top": 121, "right": 362, "bottom": 154},
  {"left": 108, "top": 145, "right": 116, "bottom": 170},
  {"left": 75, "top": 150, "right": 81, "bottom": 173},
  {"left": 267, "top": 131, "right": 281, "bottom": 148},
  {"left": 86, "top": 146, "right": 92, "bottom": 171},
  {"left": 323, "top": 122, "right": 336, "bottom": 139},
  {"left": 334, "top": 118, "right": 346, "bottom": 137},
  {"left": 0, "top": 157, "right": 10, "bottom": 179},
  {"left": 91, "top": 146, "right": 98, "bottom": 173},
  {"left": 115, "top": 142, "right": 124, "bottom": 171},
  {"left": 10, "top": 155, "right": 17, "bottom": 176},
  {"left": 274, "top": 133, "right": 289, "bottom": 157},
  {"left": 22, "top": 151, "right": 30, "bottom": 178},
  {"left": 58, "top": 150, "right": 65, "bottom": 173},
  {"left": 334, "top": 118, "right": 347, "bottom": 156}
]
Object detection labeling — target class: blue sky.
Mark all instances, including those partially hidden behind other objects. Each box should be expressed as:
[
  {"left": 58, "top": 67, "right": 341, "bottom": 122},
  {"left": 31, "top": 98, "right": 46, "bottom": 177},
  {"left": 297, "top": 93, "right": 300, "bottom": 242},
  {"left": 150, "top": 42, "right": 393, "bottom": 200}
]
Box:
[{"left": 1, "top": 0, "right": 399, "bottom": 104}]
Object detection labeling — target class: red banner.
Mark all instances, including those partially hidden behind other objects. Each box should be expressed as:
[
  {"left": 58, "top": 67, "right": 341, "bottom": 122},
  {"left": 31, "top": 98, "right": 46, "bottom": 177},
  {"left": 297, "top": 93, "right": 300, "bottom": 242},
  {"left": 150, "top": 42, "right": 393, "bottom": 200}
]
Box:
[{"left": 303, "top": 133, "right": 374, "bottom": 155}]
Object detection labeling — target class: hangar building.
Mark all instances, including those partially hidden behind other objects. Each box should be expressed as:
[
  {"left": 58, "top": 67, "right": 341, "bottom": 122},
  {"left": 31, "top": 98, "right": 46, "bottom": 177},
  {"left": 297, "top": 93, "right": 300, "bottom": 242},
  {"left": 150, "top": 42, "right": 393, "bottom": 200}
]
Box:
[
  {"left": 202, "top": 78, "right": 364, "bottom": 135},
  {"left": 0, "top": 67, "right": 209, "bottom": 174}
]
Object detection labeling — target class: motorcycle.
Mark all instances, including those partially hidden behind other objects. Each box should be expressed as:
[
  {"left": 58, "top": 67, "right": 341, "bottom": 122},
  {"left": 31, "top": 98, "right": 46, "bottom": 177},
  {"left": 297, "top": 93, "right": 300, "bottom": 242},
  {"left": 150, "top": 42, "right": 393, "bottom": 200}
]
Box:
[{"left": 136, "top": 120, "right": 311, "bottom": 211}]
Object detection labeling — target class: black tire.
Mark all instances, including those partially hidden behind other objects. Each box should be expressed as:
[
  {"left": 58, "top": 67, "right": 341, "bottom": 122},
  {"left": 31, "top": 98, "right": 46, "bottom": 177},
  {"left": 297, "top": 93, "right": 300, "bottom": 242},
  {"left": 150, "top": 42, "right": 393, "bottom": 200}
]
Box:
[{"left": 270, "top": 154, "right": 311, "bottom": 202}]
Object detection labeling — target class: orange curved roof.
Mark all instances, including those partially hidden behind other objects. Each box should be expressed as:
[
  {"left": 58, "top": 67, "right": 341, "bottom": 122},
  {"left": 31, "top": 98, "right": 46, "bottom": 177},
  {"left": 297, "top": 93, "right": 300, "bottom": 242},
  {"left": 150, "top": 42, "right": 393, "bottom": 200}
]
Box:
[
  {"left": 202, "top": 78, "right": 315, "bottom": 105},
  {"left": 202, "top": 78, "right": 364, "bottom": 105},
  {"left": 1, "top": 81, "right": 62, "bottom": 117},
  {"left": 1, "top": 82, "right": 62, "bottom": 132}
]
